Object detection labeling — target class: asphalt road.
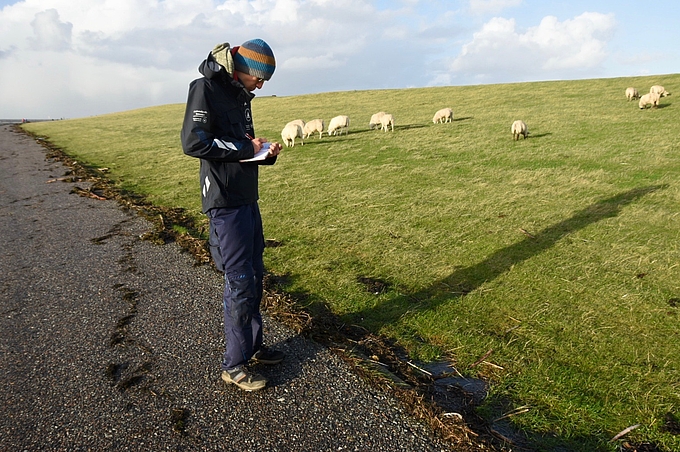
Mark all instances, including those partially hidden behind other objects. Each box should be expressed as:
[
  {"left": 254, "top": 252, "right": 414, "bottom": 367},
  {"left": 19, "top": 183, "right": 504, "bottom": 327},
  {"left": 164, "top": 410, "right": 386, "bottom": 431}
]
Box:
[{"left": 0, "top": 124, "right": 454, "bottom": 451}]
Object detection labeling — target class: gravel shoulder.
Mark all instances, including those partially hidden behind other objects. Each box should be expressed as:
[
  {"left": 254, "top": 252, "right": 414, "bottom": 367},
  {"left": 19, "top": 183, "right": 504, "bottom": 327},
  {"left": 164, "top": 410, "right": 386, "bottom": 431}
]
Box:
[{"left": 0, "top": 124, "right": 463, "bottom": 451}]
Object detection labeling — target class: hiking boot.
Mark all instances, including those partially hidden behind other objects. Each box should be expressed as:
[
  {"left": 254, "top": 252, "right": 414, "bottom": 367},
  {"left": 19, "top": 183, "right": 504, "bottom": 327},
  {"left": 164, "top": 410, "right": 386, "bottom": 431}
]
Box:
[
  {"left": 251, "top": 347, "right": 285, "bottom": 365},
  {"left": 221, "top": 366, "right": 267, "bottom": 391}
]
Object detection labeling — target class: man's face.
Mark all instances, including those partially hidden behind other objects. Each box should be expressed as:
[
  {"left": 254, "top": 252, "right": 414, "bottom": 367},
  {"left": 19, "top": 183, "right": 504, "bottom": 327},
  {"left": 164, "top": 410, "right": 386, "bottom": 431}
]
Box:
[{"left": 236, "top": 71, "right": 265, "bottom": 92}]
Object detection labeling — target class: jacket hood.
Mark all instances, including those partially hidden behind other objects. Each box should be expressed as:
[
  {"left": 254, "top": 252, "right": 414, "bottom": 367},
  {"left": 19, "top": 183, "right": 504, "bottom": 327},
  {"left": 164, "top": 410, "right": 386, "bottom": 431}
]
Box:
[
  {"left": 198, "top": 52, "right": 230, "bottom": 81},
  {"left": 198, "top": 53, "right": 254, "bottom": 100}
]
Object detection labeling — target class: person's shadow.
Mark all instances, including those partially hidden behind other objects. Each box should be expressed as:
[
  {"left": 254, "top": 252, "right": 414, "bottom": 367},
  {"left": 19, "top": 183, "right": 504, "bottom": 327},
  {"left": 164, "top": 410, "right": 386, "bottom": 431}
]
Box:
[
  {"left": 346, "top": 184, "right": 667, "bottom": 330},
  {"left": 266, "top": 184, "right": 666, "bottom": 449}
]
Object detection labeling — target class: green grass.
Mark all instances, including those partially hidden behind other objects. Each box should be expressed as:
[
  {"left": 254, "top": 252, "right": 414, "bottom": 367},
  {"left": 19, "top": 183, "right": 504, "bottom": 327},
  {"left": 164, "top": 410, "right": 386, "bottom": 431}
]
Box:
[{"left": 24, "top": 74, "right": 680, "bottom": 451}]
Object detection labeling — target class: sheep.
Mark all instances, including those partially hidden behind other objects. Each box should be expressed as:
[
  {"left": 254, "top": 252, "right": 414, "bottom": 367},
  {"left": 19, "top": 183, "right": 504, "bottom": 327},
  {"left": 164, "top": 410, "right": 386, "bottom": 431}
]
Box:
[
  {"left": 369, "top": 112, "right": 386, "bottom": 129},
  {"left": 281, "top": 123, "right": 304, "bottom": 147},
  {"left": 327, "top": 115, "right": 350, "bottom": 136},
  {"left": 303, "top": 119, "right": 325, "bottom": 139},
  {"left": 511, "top": 120, "right": 528, "bottom": 141},
  {"left": 639, "top": 92, "right": 661, "bottom": 109},
  {"left": 625, "top": 87, "right": 639, "bottom": 101},
  {"left": 379, "top": 113, "right": 394, "bottom": 132},
  {"left": 432, "top": 108, "right": 453, "bottom": 123},
  {"left": 650, "top": 85, "right": 670, "bottom": 97},
  {"left": 286, "top": 119, "right": 305, "bottom": 129}
]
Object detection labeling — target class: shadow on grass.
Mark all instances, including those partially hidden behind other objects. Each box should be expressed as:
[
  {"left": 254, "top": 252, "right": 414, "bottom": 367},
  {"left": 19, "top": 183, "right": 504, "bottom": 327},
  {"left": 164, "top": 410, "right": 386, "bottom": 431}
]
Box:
[
  {"left": 358, "top": 124, "right": 430, "bottom": 133},
  {"left": 267, "top": 185, "right": 668, "bottom": 451},
  {"left": 324, "top": 123, "right": 428, "bottom": 138},
  {"left": 351, "top": 184, "right": 666, "bottom": 325},
  {"left": 395, "top": 123, "right": 428, "bottom": 131},
  {"left": 338, "top": 184, "right": 668, "bottom": 450},
  {"left": 324, "top": 129, "right": 381, "bottom": 139},
  {"left": 526, "top": 132, "right": 552, "bottom": 139},
  {"left": 639, "top": 103, "right": 671, "bottom": 110}
]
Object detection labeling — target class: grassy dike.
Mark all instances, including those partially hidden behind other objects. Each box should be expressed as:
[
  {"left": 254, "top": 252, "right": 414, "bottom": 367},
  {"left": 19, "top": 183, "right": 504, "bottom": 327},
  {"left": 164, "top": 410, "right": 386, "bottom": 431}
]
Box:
[{"left": 23, "top": 74, "right": 680, "bottom": 451}]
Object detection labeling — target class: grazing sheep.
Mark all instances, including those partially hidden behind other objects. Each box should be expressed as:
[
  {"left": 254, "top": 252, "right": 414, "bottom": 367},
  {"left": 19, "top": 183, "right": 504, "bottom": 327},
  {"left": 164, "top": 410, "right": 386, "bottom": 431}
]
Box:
[
  {"left": 281, "top": 123, "right": 304, "bottom": 147},
  {"left": 380, "top": 113, "right": 394, "bottom": 132},
  {"left": 511, "top": 120, "right": 528, "bottom": 141},
  {"left": 432, "top": 108, "right": 453, "bottom": 123},
  {"left": 285, "top": 119, "right": 305, "bottom": 131},
  {"left": 303, "top": 119, "right": 325, "bottom": 139},
  {"left": 625, "top": 87, "right": 639, "bottom": 101},
  {"left": 639, "top": 92, "right": 661, "bottom": 109},
  {"left": 650, "top": 85, "right": 670, "bottom": 97},
  {"left": 327, "top": 115, "right": 350, "bottom": 136},
  {"left": 369, "top": 112, "right": 386, "bottom": 129}
]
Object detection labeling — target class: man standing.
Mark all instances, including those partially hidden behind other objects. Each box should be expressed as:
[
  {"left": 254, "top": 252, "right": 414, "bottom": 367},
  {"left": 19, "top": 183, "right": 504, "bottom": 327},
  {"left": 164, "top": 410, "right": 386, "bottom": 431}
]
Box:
[{"left": 181, "top": 39, "right": 284, "bottom": 391}]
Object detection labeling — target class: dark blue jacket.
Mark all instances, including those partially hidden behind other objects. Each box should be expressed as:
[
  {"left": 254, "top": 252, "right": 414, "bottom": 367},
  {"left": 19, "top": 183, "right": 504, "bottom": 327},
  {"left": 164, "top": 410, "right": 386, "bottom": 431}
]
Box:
[{"left": 181, "top": 52, "right": 276, "bottom": 212}]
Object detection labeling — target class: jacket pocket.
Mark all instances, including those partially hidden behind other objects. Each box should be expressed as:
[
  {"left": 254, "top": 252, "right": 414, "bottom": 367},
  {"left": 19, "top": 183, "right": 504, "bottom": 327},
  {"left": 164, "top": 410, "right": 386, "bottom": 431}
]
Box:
[{"left": 225, "top": 108, "right": 245, "bottom": 138}]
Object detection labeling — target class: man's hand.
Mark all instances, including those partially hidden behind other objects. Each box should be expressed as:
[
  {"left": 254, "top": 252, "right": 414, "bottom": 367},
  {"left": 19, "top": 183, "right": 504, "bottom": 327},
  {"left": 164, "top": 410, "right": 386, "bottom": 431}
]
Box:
[
  {"left": 250, "top": 137, "right": 267, "bottom": 153},
  {"left": 249, "top": 136, "right": 281, "bottom": 158},
  {"left": 267, "top": 141, "right": 282, "bottom": 157}
]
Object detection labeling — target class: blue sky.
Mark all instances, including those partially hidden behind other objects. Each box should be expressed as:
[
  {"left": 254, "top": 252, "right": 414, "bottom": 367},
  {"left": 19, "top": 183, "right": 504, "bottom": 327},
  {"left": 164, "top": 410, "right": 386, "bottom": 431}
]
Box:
[{"left": 0, "top": 0, "right": 677, "bottom": 119}]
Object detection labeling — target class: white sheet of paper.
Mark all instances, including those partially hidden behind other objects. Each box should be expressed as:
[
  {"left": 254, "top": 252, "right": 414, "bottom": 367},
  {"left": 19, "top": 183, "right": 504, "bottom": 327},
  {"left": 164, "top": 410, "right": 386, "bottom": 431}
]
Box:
[{"left": 239, "top": 142, "right": 270, "bottom": 162}]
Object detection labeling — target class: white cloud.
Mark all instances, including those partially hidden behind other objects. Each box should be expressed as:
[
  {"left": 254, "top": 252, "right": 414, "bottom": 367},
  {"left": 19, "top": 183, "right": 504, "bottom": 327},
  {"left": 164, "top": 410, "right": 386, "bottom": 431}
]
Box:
[
  {"left": 0, "top": 50, "right": 194, "bottom": 118},
  {"left": 469, "top": 0, "right": 522, "bottom": 15},
  {"left": 268, "top": 0, "right": 302, "bottom": 24},
  {"left": 29, "top": 8, "right": 72, "bottom": 51},
  {"left": 447, "top": 12, "right": 616, "bottom": 82},
  {"left": 281, "top": 54, "right": 344, "bottom": 71}
]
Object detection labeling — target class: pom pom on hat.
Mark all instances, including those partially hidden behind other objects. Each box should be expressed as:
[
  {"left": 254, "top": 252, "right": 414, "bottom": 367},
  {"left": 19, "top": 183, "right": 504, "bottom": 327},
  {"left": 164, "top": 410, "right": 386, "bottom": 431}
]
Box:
[{"left": 232, "top": 39, "right": 276, "bottom": 81}]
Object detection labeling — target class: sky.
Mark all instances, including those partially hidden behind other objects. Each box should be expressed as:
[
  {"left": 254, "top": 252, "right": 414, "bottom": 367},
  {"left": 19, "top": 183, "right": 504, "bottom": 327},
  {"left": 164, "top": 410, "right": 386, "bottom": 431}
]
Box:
[{"left": 0, "top": 0, "right": 677, "bottom": 119}]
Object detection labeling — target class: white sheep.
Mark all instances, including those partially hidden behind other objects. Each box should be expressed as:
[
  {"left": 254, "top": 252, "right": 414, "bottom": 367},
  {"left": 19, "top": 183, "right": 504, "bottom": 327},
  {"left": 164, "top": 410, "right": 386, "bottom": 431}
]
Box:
[
  {"left": 303, "top": 119, "right": 325, "bottom": 139},
  {"left": 369, "top": 112, "right": 386, "bottom": 129},
  {"left": 432, "top": 108, "right": 453, "bottom": 123},
  {"left": 327, "top": 115, "right": 350, "bottom": 136},
  {"left": 625, "top": 87, "right": 639, "bottom": 101},
  {"left": 281, "top": 123, "right": 304, "bottom": 147},
  {"left": 639, "top": 92, "right": 661, "bottom": 109},
  {"left": 380, "top": 113, "right": 394, "bottom": 132},
  {"left": 511, "top": 120, "right": 528, "bottom": 141},
  {"left": 286, "top": 119, "right": 305, "bottom": 129},
  {"left": 650, "top": 85, "right": 670, "bottom": 97}
]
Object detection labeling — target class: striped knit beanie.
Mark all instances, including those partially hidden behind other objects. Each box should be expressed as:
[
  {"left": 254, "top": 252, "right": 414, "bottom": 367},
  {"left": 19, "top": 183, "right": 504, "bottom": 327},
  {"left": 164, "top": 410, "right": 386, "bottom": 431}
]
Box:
[{"left": 232, "top": 39, "right": 276, "bottom": 81}]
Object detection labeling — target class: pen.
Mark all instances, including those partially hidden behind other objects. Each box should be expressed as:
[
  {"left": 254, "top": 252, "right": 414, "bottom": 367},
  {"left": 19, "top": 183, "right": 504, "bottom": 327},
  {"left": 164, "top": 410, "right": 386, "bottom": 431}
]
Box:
[{"left": 245, "top": 133, "right": 254, "bottom": 140}]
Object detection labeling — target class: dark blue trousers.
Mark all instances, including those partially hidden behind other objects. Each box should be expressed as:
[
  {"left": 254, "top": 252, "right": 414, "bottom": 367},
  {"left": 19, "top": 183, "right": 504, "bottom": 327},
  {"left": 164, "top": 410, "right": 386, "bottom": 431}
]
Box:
[{"left": 207, "top": 203, "right": 265, "bottom": 370}]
